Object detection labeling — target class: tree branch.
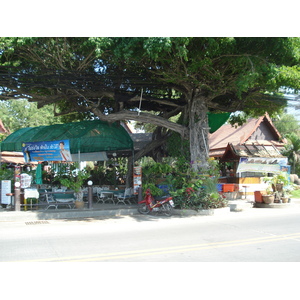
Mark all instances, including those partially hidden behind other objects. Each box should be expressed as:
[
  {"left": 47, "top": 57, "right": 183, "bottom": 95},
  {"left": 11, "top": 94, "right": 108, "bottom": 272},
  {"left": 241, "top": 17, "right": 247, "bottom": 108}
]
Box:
[{"left": 90, "top": 106, "right": 189, "bottom": 138}]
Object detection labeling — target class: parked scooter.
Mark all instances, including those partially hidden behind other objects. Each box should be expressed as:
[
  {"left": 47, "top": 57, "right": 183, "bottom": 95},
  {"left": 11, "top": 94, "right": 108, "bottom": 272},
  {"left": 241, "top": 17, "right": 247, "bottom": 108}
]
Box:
[{"left": 138, "top": 188, "right": 174, "bottom": 216}]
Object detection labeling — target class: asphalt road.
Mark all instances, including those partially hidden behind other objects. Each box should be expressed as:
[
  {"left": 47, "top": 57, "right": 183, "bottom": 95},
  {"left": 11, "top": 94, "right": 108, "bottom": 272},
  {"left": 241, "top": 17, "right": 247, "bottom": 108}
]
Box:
[{"left": 1, "top": 207, "right": 300, "bottom": 262}]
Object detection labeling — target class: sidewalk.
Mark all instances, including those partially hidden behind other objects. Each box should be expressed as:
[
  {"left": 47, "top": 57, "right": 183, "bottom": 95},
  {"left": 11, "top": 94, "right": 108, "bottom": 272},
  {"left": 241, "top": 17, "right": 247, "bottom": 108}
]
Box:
[{"left": 1, "top": 197, "right": 300, "bottom": 222}]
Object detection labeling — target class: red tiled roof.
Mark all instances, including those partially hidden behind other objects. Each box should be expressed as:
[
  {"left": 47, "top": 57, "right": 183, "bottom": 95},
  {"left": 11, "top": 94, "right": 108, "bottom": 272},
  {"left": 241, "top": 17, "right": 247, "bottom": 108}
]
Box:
[
  {"left": 208, "top": 113, "right": 285, "bottom": 157},
  {"left": 0, "top": 152, "right": 25, "bottom": 165},
  {"left": 209, "top": 118, "right": 258, "bottom": 150}
]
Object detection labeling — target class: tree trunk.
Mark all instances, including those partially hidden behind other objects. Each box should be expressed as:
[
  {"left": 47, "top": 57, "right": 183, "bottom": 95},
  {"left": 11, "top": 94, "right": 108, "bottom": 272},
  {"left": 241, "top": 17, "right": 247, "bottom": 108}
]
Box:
[
  {"left": 189, "top": 95, "right": 210, "bottom": 172},
  {"left": 126, "top": 156, "right": 134, "bottom": 188}
]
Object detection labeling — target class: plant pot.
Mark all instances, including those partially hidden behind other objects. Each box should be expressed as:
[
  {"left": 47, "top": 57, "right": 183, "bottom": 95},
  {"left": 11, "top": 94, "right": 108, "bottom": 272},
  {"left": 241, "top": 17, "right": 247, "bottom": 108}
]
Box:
[
  {"left": 262, "top": 195, "right": 275, "bottom": 204},
  {"left": 281, "top": 197, "right": 289, "bottom": 203},
  {"left": 75, "top": 201, "right": 84, "bottom": 209},
  {"left": 75, "top": 190, "right": 84, "bottom": 201}
]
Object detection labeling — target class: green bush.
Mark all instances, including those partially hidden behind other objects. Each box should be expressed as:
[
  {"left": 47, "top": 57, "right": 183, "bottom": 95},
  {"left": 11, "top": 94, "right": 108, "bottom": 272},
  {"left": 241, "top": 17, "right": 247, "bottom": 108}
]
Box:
[
  {"left": 170, "top": 176, "right": 228, "bottom": 211},
  {"left": 140, "top": 157, "right": 228, "bottom": 211},
  {"left": 141, "top": 160, "right": 173, "bottom": 196}
]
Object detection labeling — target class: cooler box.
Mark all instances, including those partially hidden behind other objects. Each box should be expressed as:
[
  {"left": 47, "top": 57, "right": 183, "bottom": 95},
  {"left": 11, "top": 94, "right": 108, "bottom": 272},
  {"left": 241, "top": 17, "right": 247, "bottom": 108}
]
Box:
[
  {"left": 217, "top": 184, "right": 223, "bottom": 192},
  {"left": 223, "top": 184, "right": 235, "bottom": 193}
]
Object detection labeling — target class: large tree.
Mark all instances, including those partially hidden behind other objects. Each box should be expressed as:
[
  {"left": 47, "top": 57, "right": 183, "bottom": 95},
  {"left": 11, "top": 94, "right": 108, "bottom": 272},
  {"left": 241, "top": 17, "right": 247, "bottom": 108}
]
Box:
[{"left": 0, "top": 37, "right": 300, "bottom": 170}]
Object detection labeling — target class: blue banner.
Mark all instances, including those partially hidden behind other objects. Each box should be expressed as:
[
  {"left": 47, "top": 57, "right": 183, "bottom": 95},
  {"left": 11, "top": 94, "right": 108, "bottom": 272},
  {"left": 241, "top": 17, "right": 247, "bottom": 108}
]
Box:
[{"left": 22, "top": 140, "right": 72, "bottom": 162}]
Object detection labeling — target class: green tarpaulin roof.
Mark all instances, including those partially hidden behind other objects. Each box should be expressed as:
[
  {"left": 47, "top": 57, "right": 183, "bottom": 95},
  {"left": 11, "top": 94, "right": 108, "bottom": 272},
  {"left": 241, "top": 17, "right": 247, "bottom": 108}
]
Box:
[
  {"left": 0, "top": 120, "right": 133, "bottom": 153},
  {"left": 208, "top": 112, "right": 231, "bottom": 133}
]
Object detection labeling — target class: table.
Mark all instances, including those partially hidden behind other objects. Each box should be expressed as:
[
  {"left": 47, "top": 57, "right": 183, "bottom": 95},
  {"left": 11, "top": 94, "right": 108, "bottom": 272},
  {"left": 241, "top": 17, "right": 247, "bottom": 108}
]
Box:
[
  {"left": 242, "top": 185, "right": 250, "bottom": 200},
  {"left": 24, "top": 188, "right": 39, "bottom": 211},
  {"left": 100, "top": 192, "right": 115, "bottom": 204}
]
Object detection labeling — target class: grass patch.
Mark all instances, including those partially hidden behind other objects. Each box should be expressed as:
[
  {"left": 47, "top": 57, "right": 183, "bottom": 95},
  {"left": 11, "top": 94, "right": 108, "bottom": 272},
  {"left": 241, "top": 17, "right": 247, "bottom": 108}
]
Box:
[{"left": 291, "top": 189, "right": 300, "bottom": 198}]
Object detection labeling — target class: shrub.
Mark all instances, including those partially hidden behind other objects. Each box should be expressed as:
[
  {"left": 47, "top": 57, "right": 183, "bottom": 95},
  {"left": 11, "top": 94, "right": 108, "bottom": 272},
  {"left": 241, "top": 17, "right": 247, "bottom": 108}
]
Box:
[
  {"left": 168, "top": 158, "right": 228, "bottom": 211},
  {"left": 139, "top": 156, "right": 228, "bottom": 210}
]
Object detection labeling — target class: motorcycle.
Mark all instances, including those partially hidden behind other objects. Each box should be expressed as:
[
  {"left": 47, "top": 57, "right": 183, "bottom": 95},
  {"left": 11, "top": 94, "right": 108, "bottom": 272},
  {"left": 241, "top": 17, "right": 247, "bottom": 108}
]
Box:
[{"left": 138, "top": 188, "right": 175, "bottom": 216}]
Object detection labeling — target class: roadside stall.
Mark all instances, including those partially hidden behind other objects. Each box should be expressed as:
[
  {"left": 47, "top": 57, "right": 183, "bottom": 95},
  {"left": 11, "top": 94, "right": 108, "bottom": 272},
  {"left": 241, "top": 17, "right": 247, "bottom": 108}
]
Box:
[
  {"left": 0, "top": 119, "right": 134, "bottom": 210},
  {"left": 219, "top": 141, "right": 290, "bottom": 199}
]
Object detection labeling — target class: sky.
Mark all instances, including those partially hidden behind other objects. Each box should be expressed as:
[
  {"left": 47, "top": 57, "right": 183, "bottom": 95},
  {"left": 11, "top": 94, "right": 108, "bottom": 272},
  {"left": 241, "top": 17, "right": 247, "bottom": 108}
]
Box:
[
  {"left": 1, "top": 2, "right": 299, "bottom": 37},
  {"left": 285, "top": 94, "right": 300, "bottom": 122}
]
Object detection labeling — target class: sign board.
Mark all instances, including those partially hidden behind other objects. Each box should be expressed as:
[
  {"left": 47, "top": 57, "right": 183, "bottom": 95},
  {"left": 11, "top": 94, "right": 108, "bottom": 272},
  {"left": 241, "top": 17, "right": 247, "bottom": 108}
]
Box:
[
  {"left": 1, "top": 180, "right": 11, "bottom": 205},
  {"left": 22, "top": 140, "right": 72, "bottom": 162},
  {"left": 237, "top": 157, "right": 289, "bottom": 174},
  {"left": 20, "top": 173, "right": 32, "bottom": 188},
  {"left": 133, "top": 166, "right": 142, "bottom": 195}
]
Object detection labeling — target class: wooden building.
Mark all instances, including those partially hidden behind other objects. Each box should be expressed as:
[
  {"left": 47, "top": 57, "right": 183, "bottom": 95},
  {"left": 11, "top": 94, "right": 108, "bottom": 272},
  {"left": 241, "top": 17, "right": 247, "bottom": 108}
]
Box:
[{"left": 208, "top": 113, "right": 288, "bottom": 196}]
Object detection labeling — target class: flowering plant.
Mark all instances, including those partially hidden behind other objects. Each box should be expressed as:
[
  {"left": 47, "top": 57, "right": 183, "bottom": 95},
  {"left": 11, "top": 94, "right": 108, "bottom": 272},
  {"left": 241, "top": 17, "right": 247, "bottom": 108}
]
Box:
[{"left": 186, "top": 187, "right": 195, "bottom": 195}]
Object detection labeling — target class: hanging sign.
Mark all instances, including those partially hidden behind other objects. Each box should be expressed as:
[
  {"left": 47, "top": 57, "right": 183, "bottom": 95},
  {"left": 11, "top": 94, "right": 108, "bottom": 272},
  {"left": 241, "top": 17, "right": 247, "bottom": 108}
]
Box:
[
  {"left": 20, "top": 173, "right": 32, "bottom": 188},
  {"left": 133, "top": 165, "right": 142, "bottom": 195},
  {"left": 22, "top": 140, "right": 72, "bottom": 162}
]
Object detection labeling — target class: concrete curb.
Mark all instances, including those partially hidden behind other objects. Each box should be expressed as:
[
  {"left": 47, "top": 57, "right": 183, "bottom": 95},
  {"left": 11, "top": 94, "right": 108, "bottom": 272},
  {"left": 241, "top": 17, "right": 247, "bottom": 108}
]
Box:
[
  {"left": 0, "top": 206, "right": 232, "bottom": 221},
  {"left": 1, "top": 198, "right": 300, "bottom": 222},
  {"left": 173, "top": 206, "right": 231, "bottom": 217},
  {"left": 0, "top": 207, "right": 138, "bottom": 222}
]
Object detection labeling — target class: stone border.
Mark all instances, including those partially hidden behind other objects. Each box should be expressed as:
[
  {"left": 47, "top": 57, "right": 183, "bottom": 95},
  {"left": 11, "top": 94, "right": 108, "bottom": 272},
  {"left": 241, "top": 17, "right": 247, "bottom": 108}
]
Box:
[
  {"left": 173, "top": 206, "right": 230, "bottom": 217},
  {"left": 253, "top": 202, "right": 292, "bottom": 209}
]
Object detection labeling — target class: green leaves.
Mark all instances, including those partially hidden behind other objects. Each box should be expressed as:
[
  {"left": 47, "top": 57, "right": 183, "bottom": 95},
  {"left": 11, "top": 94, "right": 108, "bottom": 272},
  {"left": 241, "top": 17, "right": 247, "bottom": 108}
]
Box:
[
  {"left": 0, "top": 99, "right": 63, "bottom": 132},
  {"left": 57, "top": 163, "right": 91, "bottom": 193},
  {"left": 275, "top": 65, "right": 300, "bottom": 91}
]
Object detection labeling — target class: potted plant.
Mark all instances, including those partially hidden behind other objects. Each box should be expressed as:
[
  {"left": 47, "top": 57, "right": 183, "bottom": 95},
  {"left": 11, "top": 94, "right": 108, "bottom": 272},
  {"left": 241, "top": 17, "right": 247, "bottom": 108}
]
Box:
[
  {"left": 263, "top": 172, "right": 289, "bottom": 193},
  {"left": 262, "top": 187, "right": 275, "bottom": 204},
  {"left": 58, "top": 163, "right": 91, "bottom": 209},
  {"left": 281, "top": 191, "right": 289, "bottom": 203},
  {"left": 262, "top": 172, "right": 290, "bottom": 204}
]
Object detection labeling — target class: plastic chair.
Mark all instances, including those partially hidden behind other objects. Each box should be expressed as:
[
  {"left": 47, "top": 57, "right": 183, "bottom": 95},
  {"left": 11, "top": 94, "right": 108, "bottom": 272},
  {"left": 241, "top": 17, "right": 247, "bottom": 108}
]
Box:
[
  {"left": 116, "top": 188, "right": 133, "bottom": 205},
  {"left": 96, "top": 188, "right": 105, "bottom": 203},
  {"left": 44, "top": 190, "right": 57, "bottom": 210}
]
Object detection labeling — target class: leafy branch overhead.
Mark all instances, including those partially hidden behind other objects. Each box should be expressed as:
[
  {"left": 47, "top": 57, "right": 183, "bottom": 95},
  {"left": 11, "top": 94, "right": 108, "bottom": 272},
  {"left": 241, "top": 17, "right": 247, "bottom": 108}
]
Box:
[
  {"left": 1, "top": 38, "right": 298, "bottom": 115},
  {"left": 1, "top": 37, "right": 299, "bottom": 169}
]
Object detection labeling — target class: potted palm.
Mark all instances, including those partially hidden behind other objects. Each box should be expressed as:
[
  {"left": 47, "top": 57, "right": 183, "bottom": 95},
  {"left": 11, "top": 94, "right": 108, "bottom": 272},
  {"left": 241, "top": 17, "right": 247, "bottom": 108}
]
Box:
[
  {"left": 262, "top": 172, "right": 289, "bottom": 204},
  {"left": 58, "top": 163, "right": 91, "bottom": 209}
]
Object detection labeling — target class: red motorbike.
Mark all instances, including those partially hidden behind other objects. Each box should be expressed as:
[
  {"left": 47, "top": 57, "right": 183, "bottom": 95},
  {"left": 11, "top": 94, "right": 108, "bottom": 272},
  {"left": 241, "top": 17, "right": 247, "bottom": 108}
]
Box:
[{"left": 138, "top": 188, "right": 175, "bottom": 216}]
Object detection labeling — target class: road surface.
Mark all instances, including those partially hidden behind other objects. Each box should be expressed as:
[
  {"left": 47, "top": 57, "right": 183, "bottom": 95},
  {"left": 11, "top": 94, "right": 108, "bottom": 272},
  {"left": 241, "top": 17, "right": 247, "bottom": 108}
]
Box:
[{"left": 1, "top": 207, "right": 300, "bottom": 262}]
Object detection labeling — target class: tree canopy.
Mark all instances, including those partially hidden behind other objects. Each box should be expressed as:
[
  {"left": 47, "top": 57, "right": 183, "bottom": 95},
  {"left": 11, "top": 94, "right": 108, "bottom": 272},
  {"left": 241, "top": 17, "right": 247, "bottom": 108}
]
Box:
[
  {"left": 1, "top": 37, "right": 300, "bottom": 169},
  {"left": 0, "top": 99, "right": 69, "bottom": 134}
]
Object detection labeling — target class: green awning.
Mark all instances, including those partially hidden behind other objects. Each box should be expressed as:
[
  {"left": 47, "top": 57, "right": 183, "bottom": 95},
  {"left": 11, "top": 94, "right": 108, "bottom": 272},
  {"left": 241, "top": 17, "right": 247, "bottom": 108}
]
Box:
[
  {"left": 0, "top": 120, "right": 133, "bottom": 153},
  {"left": 208, "top": 112, "right": 231, "bottom": 133}
]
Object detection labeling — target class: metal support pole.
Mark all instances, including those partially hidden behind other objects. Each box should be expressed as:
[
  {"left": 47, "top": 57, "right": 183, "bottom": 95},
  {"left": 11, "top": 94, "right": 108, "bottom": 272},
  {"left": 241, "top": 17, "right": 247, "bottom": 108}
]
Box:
[
  {"left": 14, "top": 183, "right": 21, "bottom": 211},
  {"left": 138, "top": 186, "right": 142, "bottom": 203},
  {"left": 88, "top": 181, "right": 93, "bottom": 209}
]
